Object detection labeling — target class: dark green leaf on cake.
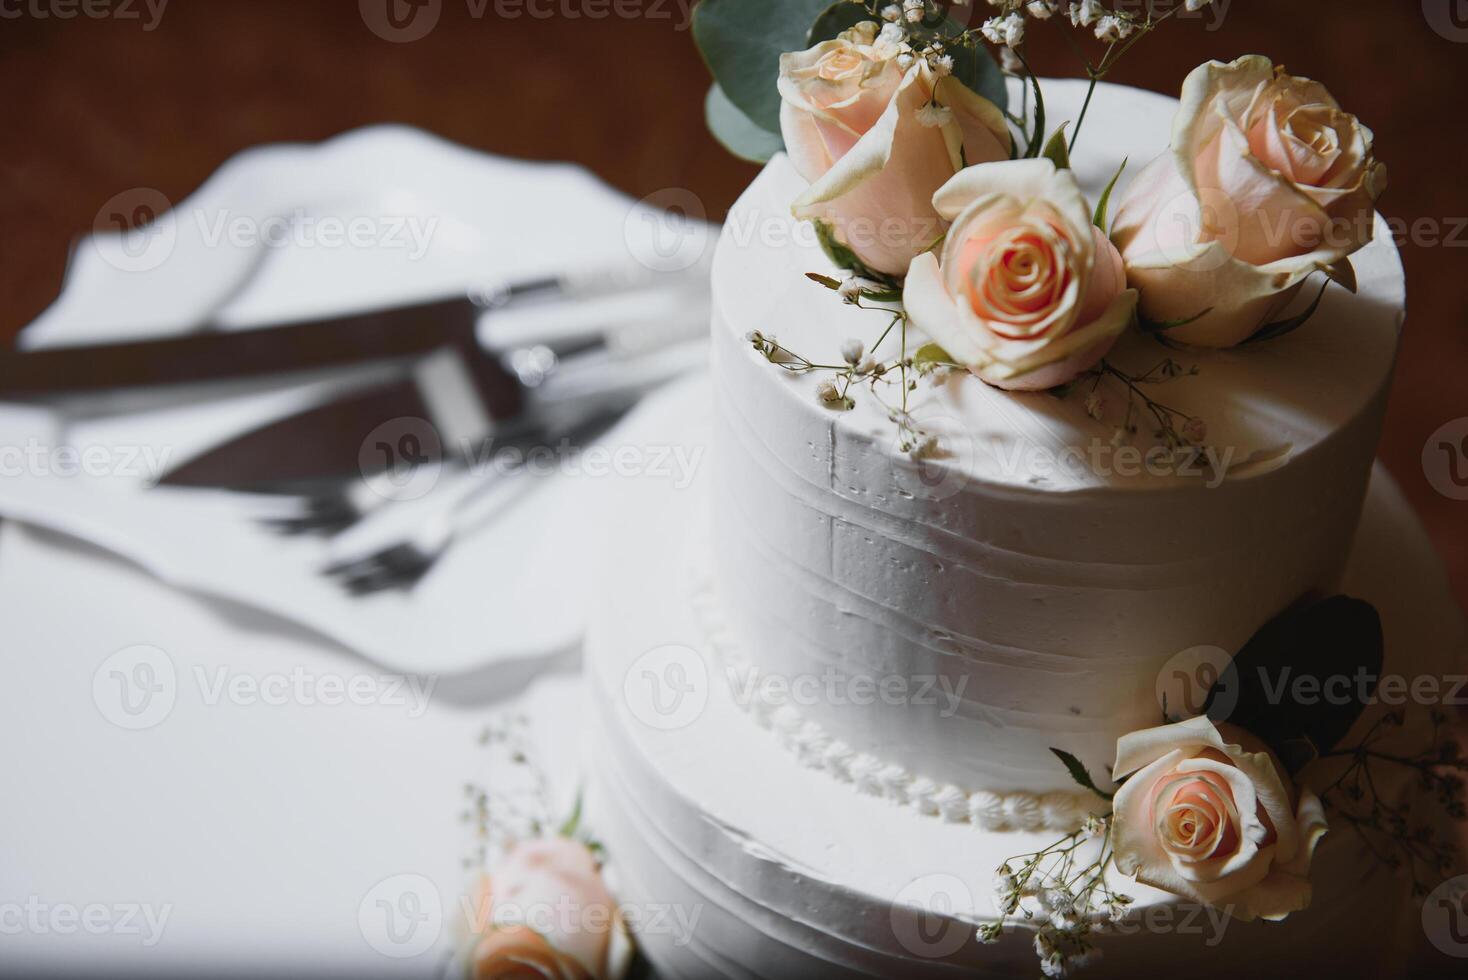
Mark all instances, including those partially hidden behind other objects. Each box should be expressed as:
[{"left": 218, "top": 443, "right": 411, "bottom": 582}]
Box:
[
  {"left": 1050, "top": 748, "right": 1114, "bottom": 800},
  {"left": 706, "top": 84, "right": 785, "bottom": 163},
  {"left": 1203, "top": 595, "right": 1385, "bottom": 775}
]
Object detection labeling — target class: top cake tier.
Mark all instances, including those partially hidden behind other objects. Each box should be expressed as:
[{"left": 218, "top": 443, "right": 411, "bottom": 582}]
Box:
[{"left": 707, "top": 79, "right": 1405, "bottom": 799}]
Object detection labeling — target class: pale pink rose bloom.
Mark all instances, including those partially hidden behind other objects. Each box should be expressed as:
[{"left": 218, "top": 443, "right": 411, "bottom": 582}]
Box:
[
  {"left": 903, "top": 159, "right": 1137, "bottom": 391},
  {"left": 779, "top": 22, "right": 1011, "bottom": 276},
  {"left": 1110, "top": 716, "right": 1329, "bottom": 923},
  {"left": 1112, "top": 55, "right": 1387, "bottom": 347},
  {"left": 468, "top": 837, "right": 631, "bottom": 980}
]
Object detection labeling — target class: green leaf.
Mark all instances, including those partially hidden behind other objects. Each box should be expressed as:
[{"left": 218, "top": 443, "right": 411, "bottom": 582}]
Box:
[
  {"left": 811, "top": 218, "right": 895, "bottom": 282},
  {"left": 705, "top": 84, "right": 784, "bottom": 163},
  {"left": 1093, "top": 157, "right": 1128, "bottom": 232},
  {"left": 1042, "top": 122, "right": 1071, "bottom": 170},
  {"left": 912, "top": 342, "right": 956, "bottom": 370},
  {"left": 557, "top": 788, "right": 585, "bottom": 838},
  {"left": 1050, "top": 748, "right": 1113, "bottom": 801},
  {"left": 1204, "top": 596, "right": 1384, "bottom": 775},
  {"left": 807, "top": 0, "right": 872, "bottom": 45},
  {"left": 860, "top": 288, "right": 903, "bottom": 303},
  {"left": 1137, "top": 306, "right": 1213, "bottom": 335},
  {"left": 692, "top": 0, "right": 833, "bottom": 135},
  {"left": 1243, "top": 279, "right": 1331, "bottom": 345}
]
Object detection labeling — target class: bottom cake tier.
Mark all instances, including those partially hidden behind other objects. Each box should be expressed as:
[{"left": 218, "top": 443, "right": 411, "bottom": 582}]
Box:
[{"left": 583, "top": 378, "right": 1466, "bottom": 979}]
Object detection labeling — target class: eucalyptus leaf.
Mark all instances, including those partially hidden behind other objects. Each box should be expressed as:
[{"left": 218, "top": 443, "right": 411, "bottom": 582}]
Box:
[
  {"left": 807, "top": 0, "right": 872, "bottom": 44},
  {"left": 693, "top": 0, "right": 832, "bottom": 134},
  {"left": 1050, "top": 748, "right": 1114, "bottom": 801},
  {"left": 1093, "top": 157, "right": 1128, "bottom": 232},
  {"left": 706, "top": 84, "right": 785, "bottom": 163},
  {"left": 1204, "top": 596, "right": 1384, "bottom": 775}
]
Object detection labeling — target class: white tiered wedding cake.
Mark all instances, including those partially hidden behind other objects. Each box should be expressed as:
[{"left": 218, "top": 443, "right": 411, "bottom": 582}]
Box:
[{"left": 582, "top": 73, "right": 1467, "bottom": 978}]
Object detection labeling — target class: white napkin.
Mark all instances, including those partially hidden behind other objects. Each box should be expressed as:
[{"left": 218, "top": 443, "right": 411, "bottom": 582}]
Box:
[{"left": 0, "top": 124, "right": 711, "bottom": 673}]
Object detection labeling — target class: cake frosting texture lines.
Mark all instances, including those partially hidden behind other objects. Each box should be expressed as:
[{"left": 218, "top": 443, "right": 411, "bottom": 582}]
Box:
[{"left": 688, "top": 570, "right": 1099, "bottom": 833}]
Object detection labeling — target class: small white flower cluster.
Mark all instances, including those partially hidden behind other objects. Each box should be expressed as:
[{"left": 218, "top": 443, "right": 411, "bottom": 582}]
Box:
[
  {"left": 874, "top": 9, "right": 956, "bottom": 75},
  {"left": 1034, "top": 922, "right": 1099, "bottom": 979},
  {"left": 980, "top": 0, "right": 1144, "bottom": 49},
  {"left": 982, "top": 837, "right": 1134, "bottom": 977}
]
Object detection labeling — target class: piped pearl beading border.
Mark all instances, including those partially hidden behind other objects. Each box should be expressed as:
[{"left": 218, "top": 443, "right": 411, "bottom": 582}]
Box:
[{"left": 689, "top": 575, "right": 1098, "bottom": 833}]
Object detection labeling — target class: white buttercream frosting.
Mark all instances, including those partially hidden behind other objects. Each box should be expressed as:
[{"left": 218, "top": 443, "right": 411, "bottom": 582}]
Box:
[
  {"left": 707, "top": 79, "right": 1405, "bottom": 795},
  {"left": 691, "top": 570, "right": 1098, "bottom": 831},
  {"left": 582, "top": 375, "right": 1463, "bottom": 979}
]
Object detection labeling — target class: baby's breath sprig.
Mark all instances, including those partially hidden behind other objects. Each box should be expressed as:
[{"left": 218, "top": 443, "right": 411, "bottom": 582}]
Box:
[
  {"left": 982, "top": 813, "right": 1130, "bottom": 978},
  {"left": 747, "top": 275, "right": 964, "bottom": 455},
  {"left": 462, "top": 712, "right": 558, "bottom": 871},
  {"left": 1078, "top": 357, "right": 1208, "bottom": 453},
  {"left": 980, "top": 0, "right": 1210, "bottom": 154},
  {"left": 1317, "top": 709, "right": 1468, "bottom": 897}
]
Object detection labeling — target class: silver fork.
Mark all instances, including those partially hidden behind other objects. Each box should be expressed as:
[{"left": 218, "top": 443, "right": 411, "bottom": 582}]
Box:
[
  {"left": 318, "top": 410, "right": 620, "bottom": 594},
  {"left": 255, "top": 474, "right": 395, "bottom": 535}
]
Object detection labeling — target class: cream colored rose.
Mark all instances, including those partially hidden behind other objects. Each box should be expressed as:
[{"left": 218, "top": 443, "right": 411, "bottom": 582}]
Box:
[
  {"left": 468, "top": 838, "right": 631, "bottom": 980},
  {"left": 1110, "top": 716, "right": 1328, "bottom": 922},
  {"left": 1111, "top": 55, "right": 1387, "bottom": 347},
  {"left": 779, "top": 22, "right": 1011, "bottom": 276},
  {"left": 903, "top": 159, "right": 1137, "bottom": 390}
]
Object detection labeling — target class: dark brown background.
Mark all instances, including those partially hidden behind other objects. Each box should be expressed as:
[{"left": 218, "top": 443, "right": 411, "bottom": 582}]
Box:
[{"left": 1, "top": 0, "right": 1464, "bottom": 612}]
